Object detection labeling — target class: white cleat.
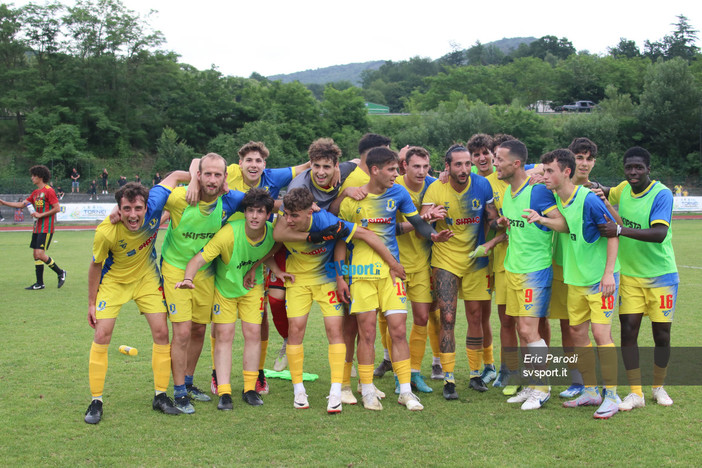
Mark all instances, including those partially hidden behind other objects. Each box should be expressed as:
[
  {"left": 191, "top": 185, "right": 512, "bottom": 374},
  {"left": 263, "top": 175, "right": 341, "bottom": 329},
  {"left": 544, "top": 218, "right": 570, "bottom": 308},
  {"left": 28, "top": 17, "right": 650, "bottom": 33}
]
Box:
[
  {"left": 619, "top": 393, "right": 645, "bottom": 411},
  {"left": 398, "top": 392, "right": 424, "bottom": 411},
  {"left": 357, "top": 382, "right": 385, "bottom": 399},
  {"left": 362, "top": 392, "right": 383, "bottom": 411},
  {"left": 340, "top": 386, "right": 357, "bottom": 405},
  {"left": 521, "top": 389, "right": 550, "bottom": 410},
  {"left": 326, "top": 393, "right": 342, "bottom": 414},
  {"left": 652, "top": 387, "right": 673, "bottom": 406},
  {"left": 293, "top": 392, "right": 309, "bottom": 409},
  {"left": 507, "top": 387, "right": 533, "bottom": 404}
]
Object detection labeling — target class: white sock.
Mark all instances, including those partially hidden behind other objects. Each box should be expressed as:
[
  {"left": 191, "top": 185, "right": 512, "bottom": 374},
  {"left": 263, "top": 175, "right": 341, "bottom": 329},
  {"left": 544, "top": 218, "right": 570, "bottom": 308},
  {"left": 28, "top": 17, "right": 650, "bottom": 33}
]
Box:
[
  {"left": 293, "top": 383, "right": 305, "bottom": 394},
  {"left": 432, "top": 357, "right": 441, "bottom": 365},
  {"left": 399, "top": 382, "right": 411, "bottom": 393},
  {"left": 330, "top": 382, "right": 341, "bottom": 396},
  {"left": 383, "top": 349, "right": 390, "bottom": 361},
  {"left": 361, "top": 383, "right": 374, "bottom": 396}
]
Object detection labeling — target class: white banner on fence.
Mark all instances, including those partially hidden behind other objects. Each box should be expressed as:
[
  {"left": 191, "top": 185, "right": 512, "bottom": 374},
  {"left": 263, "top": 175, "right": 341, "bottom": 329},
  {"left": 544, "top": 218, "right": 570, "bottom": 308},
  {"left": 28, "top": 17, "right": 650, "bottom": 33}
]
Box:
[
  {"left": 57, "top": 203, "right": 117, "bottom": 222},
  {"left": 673, "top": 197, "right": 702, "bottom": 212}
]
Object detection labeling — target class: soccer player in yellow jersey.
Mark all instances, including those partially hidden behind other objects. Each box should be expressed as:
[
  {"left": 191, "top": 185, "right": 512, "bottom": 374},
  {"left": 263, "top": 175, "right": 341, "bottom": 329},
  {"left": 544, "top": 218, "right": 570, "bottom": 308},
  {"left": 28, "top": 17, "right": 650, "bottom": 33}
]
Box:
[
  {"left": 336, "top": 147, "right": 452, "bottom": 411},
  {"left": 84, "top": 174, "right": 188, "bottom": 424},
  {"left": 422, "top": 145, "right": 499, "bottom": 399},
  {"left": 176, "top": 189, "right": 288, "bottom": 410},
  {"left": 599, "top": 147, "right": 679, "bottom": 411},
  {"left": 187, "top": 141, "right": 309, "bottom": 396},
  {"left": 161, "top": 153, "right": 245, "bottom": 413}
]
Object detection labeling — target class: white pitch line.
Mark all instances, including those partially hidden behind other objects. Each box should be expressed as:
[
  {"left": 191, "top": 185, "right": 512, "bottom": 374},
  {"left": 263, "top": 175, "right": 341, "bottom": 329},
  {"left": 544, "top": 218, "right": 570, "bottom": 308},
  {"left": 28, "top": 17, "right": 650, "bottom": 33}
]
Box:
[{"left": 679, "top": 265, "right": 702, "bottom": 270}]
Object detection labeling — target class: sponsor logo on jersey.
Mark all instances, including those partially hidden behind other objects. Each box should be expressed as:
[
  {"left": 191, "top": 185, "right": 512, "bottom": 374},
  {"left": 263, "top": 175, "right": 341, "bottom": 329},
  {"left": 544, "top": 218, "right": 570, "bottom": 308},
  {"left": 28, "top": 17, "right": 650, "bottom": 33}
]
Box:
[
  {"left": 138, "top": 232, "right": 158, "bottom": 250},
  {"left": 622, "top": 217, "right": 642, "bottom": 229},
  {"left": 182, "top": 232, "right": 215, "bottom": 240},
  {"left": 455, "top": 216, "right": 481, "bottom": 225}
]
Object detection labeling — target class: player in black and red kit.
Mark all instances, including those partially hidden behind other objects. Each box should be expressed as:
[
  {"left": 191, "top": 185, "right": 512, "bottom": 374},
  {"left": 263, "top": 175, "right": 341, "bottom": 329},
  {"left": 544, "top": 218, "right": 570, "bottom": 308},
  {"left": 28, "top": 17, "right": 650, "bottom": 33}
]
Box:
[{"left": 0, "top": 165, "right": 67, "bottom": 290}]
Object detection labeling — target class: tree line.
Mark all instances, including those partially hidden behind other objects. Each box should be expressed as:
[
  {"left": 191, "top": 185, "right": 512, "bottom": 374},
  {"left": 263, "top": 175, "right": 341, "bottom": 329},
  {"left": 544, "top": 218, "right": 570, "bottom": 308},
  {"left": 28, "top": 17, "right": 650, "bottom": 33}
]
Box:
[{"left": 0, "top": 2, "right": 700, "bottom": 192}]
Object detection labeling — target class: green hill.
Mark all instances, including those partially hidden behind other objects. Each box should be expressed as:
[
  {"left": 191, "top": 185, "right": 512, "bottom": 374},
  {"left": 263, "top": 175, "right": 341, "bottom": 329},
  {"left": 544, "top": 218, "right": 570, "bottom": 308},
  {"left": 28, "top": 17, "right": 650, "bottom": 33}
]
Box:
[{"left": 268, "top": 60, "right": 385, "bottom": 85}]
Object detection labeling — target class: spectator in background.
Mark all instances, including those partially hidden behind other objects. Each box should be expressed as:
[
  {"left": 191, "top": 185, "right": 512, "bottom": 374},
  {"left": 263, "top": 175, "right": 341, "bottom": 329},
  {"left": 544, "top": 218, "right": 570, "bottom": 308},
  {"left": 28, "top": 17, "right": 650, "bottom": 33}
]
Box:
[
  {"left": 71, "top": 168, "right": 81, "bottom": 193},
  {"left": 135, "top": 174, "right": 141, "bottom": 185},
  {"left": 56, "top": 186, "right": 65, "bottom": 200},
  {"left": 118, "top": 176, "right": 127, "bottom": 188},
  {"left": 101, "top": 168, "right": 109, "bottom": 195},
  {"left": 153, "top": 172, "right": 162, "bottom": 186},
  {"left": 89, "top": 180, "right": 98, "bottom": 200}
]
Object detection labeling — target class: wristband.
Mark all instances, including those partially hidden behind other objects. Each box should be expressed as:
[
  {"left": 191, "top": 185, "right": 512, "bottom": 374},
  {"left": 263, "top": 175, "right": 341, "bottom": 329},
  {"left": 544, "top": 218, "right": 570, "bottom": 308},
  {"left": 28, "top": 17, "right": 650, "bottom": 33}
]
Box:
[
  {"left": 616, "top": 225, "right": 622, "bottom": 237},
  {"left": 183, "top": 278, "right": 193, "bottom": 283}
]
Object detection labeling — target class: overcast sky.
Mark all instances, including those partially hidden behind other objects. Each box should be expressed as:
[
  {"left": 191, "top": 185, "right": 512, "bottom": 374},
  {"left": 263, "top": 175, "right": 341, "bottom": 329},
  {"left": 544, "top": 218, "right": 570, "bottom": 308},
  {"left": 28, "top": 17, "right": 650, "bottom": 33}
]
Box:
[{"left": 10, "top": 0, "right": 700, "bottom": 77}]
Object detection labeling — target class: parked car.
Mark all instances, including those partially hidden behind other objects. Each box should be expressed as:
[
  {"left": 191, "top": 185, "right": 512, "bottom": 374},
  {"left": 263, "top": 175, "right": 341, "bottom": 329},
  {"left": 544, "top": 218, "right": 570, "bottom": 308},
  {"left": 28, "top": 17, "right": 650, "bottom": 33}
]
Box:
[{"left": 558, "top": 100, "right": 596, "bottom": 112}]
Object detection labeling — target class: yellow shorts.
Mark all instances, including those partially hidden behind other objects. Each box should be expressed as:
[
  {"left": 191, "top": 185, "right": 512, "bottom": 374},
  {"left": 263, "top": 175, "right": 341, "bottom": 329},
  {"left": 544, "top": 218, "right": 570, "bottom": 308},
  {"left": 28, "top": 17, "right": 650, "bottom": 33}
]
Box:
[
  {"left": 286, "top": 282, "right": 344, "bottom": 318},
  {"left": 505, "top": 269, "right": 552, "bottom": 318},
  {"left": 619, "top": 275, "right": 678, "bottom": 323},
  {"left": 95, "top": 270, "right": 166, "bottom": 320},
  {"left": 493, "top": 270, "right": 507, "bottom": 306},
  {"left": 549, "top": 275, "right": 569, "bottom": 320},
  {"left": 211, "top": 284, "right": 265, "bottom": 324},
  {"left": 405, "top": 269, "right": 433, "bottom": 303},
  {"left": 350, "top": 277, "right": 407, "bottom": 314},
  {"left": 567, "top": 281, "right": 619, "bottom": 326},
  {"left": 458, "top": 266, "right": 491, "bottom": 301},
  {"left": 162, "top": 262, "right": 214, "bottom": 324}
]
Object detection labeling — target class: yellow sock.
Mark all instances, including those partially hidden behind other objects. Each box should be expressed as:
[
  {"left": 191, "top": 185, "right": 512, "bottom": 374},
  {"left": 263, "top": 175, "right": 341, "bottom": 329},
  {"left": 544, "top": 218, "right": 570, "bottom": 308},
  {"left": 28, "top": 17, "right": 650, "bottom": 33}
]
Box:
[
  {"left": 598, "top": 343, "right": 617, "bottom": 394},
  {"left": 328, "top": 343, "right": 346, "bottom": 384},
  {"left": 504, "top": 348, "right": 519, "bottom": 372},
  {"left": 653, "top": 364, "right": 668, "bottom": 389},
  {"left": 358, "top": 364, "right": 374, "bottom": 385},
  {"left": 428, "top": 309, "right": 441, "bottom": 358},
  {"left": 259, "top": 340, "right": 268, "bottom": 370},
  {"left": 483, "top": 344, "right": 494, "bottom": 365},
  {"left": 378, "top": 313, "right": 388, "bottom": 354},
  {"left": 466, "top": 347, "right": 483, "bottom": 377},
  {"left": 343, "top": 361, "right": 353, "bottom": 386},
  {"left": 409, "top": 324, "right": 427, "bottom": 371},
  {"left": 394, "top": 359, "right": 411, "bottom": 385},
  {"left": 152, "top": 343, "right": 171, "bottom": 393},
  {"left": 218, "top": 383, "right": 232, "bottom": 395},
  {"left": 287, "top": 344, "right": 304, "bottom": 385},
  {"left": 89, "top": 342, "right": 109, "bottom": 398},
  {"left": 626, "top": 368, "right": 643, "bottom": 397},
  {"left": 577, "top": 343, "right": 597, "bottom": 388},
  {"left": 242, "top": 370, "right": 257, "bottom": 393},
  {"left": 210, "top": 335, "right": 216, "bottom": 370},
  {"left": 440, "top": 352, "right": 456, "bottom": 374}
]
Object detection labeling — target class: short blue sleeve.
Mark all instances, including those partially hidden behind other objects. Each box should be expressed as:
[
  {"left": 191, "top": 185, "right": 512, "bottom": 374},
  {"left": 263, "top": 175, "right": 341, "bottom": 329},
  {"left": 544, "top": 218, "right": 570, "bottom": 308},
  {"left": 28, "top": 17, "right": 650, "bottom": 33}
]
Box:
[
  {"left": 425, "top": 175, "right": 438, "bottom": 185},
  {"left": 530, "top": 184, "right": 557, "bottom": 214},
  {"left": 262, "top": 167, "right": 294, "bottom": 198},
  {"left": 525, "top": 163, "right": 536, "bottom": 170},
  {"left": 395, "top": 185, "right": 418, "bottom": 215},
  {"left": 649, "top": 187, "right": 673, "bottom": 226},
  {"left": 475, "top": 175, "right": 494, "bottom": 204},
  {"left": 311, "top": 210, "right": 354, "bottom": 233},
  {"left": 147, "top": 185, "right": 171, "bottom": 218},
  {"left": 221, "top": 190, "right": 246, "bottom": 224},
  {"left": 582, "top": 191, "right": 609, "bottom": 243}
]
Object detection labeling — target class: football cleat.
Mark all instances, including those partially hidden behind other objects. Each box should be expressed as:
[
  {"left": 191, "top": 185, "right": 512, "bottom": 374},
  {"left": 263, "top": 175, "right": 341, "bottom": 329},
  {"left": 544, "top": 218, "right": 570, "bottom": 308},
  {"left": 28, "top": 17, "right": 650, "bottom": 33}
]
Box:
[
  {"left": 357, "top": 382, "right": 385, "bottom": 399},
  {"left": 58, "top": 270, "right": 67, "bottom": 289},
  {"left": 398, "top": 392, "right": 424, "bottom": 411},
  {"left": 373, "top": 359, "right": 393, "bottom": 377},
  {"left": 507, "top": 387, "right": 533, "bottom": 404},
  {"left": 411, "top": 372, "right": 433, "bottom": 393},
  {"left": 174, "top": 395, "right": 195, "bottom": 414},
  {"left": 255, "top": 371, "right": 269, "bottom": 395},
  {"left": 273, "top": 340, "right": 288, "bottom": 372},
  {"left": 619, "top": 392, "right": 645, "bottom": 411},
  {"left": 431, "top": 364, "right": 444, "bottom": 380},
  {"left": 152, "top": 393, "right": 180, "bottom": 415},
  {"left": 326, "top": 393, "right": 342, "bottom": 414},
  {"left": 242, "top": 390, "right": 263, "bottom": 406},
  {"left": 84, "top": 400, "right": 103, "bottom": 424},
  {"left": 394, "top": 375, "right": 400, "bottom": 395},
  {"left": 652, "top": 387, "right": 673, "bottom": 406},
  {"left": 469, "top": 376, "right": 488, "bottom": 392},
  {"left": 293, "top": 392, "right": 309, "bottom": 409},
  {"left": 25, "top": 283, "right": 45, "bottom": 290},
  {"left": 443, "top": 381, "right": 459, "bottom": 400},
  {"left": 362, "top": 392, "right": 383, "bottom": 411},
  {"left": 350, "top": 364, "right": 357, "bottom": 378},
  {"left": 594, "top": 390, "right": 620, "bottom": 419},
  {"left": 559, "top": 384, "right": 585, "bottom": 398},
  {"left": 521, "top": 389, "right": 550, "bottom": 410},
  {"left": 493, "top": 370, "right": 509, "bottom": 388},
  {"left": 187, "top": 384, "right": 212, "bottom": 402},
  {"left": 480, "top": 364, "right": 497, "bottom": 385},
  {"left": 340, "top": 386, "right": 357, "bottom": 405},
  {"left": 211, "top": 369, "right": 218, "bottom": 395},
  {"left": 217, "top": 394, "right": 233, "bottom": 411},
  {"left": 563, "top": 387, "right": 602, "bottom": 408}
]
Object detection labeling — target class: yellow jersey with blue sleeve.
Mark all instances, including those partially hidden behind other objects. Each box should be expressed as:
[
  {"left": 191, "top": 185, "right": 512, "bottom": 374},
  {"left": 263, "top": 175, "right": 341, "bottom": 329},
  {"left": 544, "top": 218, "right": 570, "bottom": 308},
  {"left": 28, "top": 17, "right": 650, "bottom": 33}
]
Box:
[
  {"left": 396, "top": 175, "right": 436, "bottom": 273},
  {"left": 92, "top": 185, "right": 171, "bottom": 284},
  {"left": 226, "top": 163, "right": 295, "bottom": 220},
  {"left": 338, "top": 184, "right": 417, "bottom": 281},
  {"left": 283, "top": 210, "right": 357, "bottom": 287},
  {"left": 424, "top": 173, "right": 494, "bottom": 277}
]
